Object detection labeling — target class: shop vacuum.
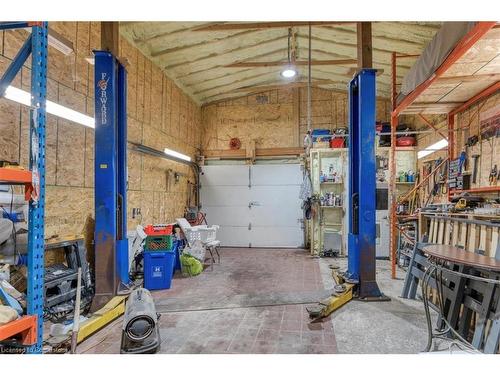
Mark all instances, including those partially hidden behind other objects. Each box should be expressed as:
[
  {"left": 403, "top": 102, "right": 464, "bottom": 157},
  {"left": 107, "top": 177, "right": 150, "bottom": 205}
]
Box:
[{"left": 120, "top": 288, "right": 161, "bottom": 354}]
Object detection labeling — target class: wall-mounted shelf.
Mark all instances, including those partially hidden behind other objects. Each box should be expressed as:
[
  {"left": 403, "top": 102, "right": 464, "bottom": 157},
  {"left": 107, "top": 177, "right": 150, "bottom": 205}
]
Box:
[
  {"left": 450, "top": 186, "right": 500, "bottom": 194},
  {"left": 321, "top": 181, "right": 343, "bottom": 185}
]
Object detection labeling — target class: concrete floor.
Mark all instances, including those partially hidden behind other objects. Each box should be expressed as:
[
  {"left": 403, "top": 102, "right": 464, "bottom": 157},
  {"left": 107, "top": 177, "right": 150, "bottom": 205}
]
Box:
[{"left": 77, "top": 247, "right": 431, "bottom": 354}]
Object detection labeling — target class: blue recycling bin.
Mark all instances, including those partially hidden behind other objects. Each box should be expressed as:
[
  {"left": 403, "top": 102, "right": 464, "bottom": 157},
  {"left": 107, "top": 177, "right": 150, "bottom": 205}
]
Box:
[{"left": 144, "top": 251, "right": 175, "bottom": 290}]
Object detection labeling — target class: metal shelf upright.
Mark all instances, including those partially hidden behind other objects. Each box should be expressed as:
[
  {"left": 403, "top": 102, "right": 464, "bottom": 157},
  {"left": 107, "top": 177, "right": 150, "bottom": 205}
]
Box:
[{"left": 0, "top": 21, "right": 48, "bottom": 353}]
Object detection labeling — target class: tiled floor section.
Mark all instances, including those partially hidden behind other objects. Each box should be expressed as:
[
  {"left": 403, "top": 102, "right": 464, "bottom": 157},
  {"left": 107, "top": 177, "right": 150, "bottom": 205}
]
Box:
[
  {"left": 77, "top": 247, "right": 337, "bottom": 354},
  {"left": 153, "top": 248, "right": 326, "bottom": 308}
]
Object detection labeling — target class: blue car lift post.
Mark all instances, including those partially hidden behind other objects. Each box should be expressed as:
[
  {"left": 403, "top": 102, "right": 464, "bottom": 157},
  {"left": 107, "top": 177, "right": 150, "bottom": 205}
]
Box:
[
  {"left": 346, "top": 69, "right": 388, "bottom": 301},
  {"left": 0, "top": 21, "right": 48, "bottom": 353},
  {"left": 92, "top": 50, "right": 130, "bottom": 310}
]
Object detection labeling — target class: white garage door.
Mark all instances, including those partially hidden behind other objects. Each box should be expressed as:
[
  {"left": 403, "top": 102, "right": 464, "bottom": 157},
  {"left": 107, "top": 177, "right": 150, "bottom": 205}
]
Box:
[{"left": 200, "top": 163, "right": 304, "bottom": 248}]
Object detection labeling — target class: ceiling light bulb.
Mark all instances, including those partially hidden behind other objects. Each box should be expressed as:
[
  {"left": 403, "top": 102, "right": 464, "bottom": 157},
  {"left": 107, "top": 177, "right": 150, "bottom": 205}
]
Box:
[{"left": 281, "top": 66, "right": 297, "bottom": 78}]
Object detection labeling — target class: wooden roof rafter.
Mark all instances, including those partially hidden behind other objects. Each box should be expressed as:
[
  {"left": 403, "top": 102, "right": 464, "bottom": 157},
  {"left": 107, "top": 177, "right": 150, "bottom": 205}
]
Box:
[
  {"left": 150, "top": 29, "right": 262, "bottom": 58},
  {"left": 131, "top": 22, "right": 221, "bottom": 43},
  {"left": 223, "top": 59, "right": 358, "bottom": 68},
  {"left": 162, "top": 35, "right": 288, "bottom": 70},
  {"left": 171, "top": 47, "right": 288, "bottom": 79},
  {"left": 191, "top": 21, "right": 356, "bottom": 32}
]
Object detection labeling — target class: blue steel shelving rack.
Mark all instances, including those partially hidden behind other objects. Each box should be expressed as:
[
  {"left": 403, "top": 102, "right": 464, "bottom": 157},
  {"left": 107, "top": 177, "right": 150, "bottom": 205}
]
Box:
[{"left": 0, "top": 22, "right": 48, "bottom": 353}]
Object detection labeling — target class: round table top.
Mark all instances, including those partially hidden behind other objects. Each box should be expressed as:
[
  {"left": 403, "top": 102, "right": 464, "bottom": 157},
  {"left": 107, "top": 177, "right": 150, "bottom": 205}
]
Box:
[{"left": 422, "top": 244, "right": 500, "bottom": 272}]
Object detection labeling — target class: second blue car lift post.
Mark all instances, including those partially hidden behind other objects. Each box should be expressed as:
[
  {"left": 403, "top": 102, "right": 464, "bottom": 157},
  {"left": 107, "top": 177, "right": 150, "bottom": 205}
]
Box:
[
  {"left": 346, "top": 69, "right": 388, "bottom": 301},
  {"left": 93, "top": 50, "right": 129, "bottom": 309}
]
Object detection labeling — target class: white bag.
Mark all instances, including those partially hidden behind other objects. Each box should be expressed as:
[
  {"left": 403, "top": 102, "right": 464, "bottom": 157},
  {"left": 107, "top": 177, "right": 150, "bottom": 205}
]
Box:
[
  {"left": 183, "top": 240, "right": 206, "bottom": 262},
  {"left": 0, "top": 305, "right": 18, "bottom": 326}
]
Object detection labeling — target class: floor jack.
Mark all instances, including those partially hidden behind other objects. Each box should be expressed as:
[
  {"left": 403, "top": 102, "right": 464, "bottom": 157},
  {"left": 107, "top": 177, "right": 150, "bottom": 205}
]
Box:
[{"left": 308, "top": 70, "right": 390, "bottom": 321}]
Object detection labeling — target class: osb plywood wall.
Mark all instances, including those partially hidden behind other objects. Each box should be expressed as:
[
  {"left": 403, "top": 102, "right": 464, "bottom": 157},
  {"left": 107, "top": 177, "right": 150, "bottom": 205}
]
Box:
[
  {"left": 201, "top": 87, "right": 391, "bottom": 151},
  {"left": 0, "top": 22, "right": 201, "bottom": 239},
  {"left": 456, "top": 92, "right": 500, "bottom": 190}
]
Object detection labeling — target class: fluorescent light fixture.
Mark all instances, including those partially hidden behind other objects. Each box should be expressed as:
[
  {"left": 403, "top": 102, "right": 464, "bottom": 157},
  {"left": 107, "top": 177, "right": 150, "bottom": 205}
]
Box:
[
  {"left": 4, "top": 86, "right": 95, "bottom": 128},
  {"left": 164, "top": 148, "right": 191, "bottom": 162},
  {"left": 281, "top": 66, "right": 297, "bottom": 78},
  {"left": 48, "top": 29, "right": 74, "bottom": 56},
  {"left": 417, "top": 139, "right": 448, "bottom": 159},
  {"left": 26, "top": 27, "right": 74, "bottom": 56}
]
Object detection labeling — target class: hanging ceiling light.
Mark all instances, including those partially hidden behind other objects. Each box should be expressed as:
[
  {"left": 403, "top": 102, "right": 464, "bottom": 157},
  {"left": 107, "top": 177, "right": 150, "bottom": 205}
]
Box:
[
  {"left": 281, "top": 28, "right": 298, "bottom": 79},
  {"left": 281, "top": 66, "right": 297, "bottom": 78}
]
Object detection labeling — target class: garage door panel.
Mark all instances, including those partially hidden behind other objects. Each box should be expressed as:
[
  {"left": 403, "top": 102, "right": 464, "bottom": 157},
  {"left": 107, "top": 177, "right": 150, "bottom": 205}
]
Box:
[
  {"left": 217, "top": 226, "right": 251, "bottom": 247},
  {"left": 249, "top": 185, "right": 301, "bottom": 206},
  {"left": 200, "top": 163, "right": 303, "bottom": 248},
  {"left": 203, "top": 206, "right": 249, "bottom": 226},
  {"left": 249, "top": 226, "right": 303, "bottom": 248},
  {"left": 251, "top": 164, "right": 302, "bottom": 185},
  {"left": 200, "top": 165, "right": 249, "bottom": 186},
  {"left": 200, "top": 186, "right": 250, "bottom": 206},
  {"left": 250, "top": 206, "right": 302, "bottom": 227}
]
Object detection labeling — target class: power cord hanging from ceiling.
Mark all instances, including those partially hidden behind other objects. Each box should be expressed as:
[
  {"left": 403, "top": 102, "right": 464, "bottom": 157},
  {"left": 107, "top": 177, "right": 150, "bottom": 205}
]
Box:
[
  {"left": 287, "top": 27, "right": 291, "bottom": 64},
  {"left": 307, "top": 23, "right": 312, "bottom": 133}
]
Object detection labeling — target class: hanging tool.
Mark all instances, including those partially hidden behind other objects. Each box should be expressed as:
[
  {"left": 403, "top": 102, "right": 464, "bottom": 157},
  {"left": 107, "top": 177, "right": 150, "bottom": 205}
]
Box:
[
  {"left": 490, "top": 165, "right": 498, "bottom": 185},
  {"left": 471, "top": 154, "right": 480, "bottom": 184},
  {"left": 458, "top": 151, "right": 467, "bottom": 174},
  {"left": 455, "top": 198, "right": 467, "bottom": 211}
]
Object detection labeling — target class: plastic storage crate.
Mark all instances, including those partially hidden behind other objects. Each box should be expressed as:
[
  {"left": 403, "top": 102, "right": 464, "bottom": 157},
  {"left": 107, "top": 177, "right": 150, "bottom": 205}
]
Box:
[
  {"left": 144, "top": 224, "right": 173, "bottom": 236},
  {"left": 144, "top": 235, "right": 173, "bottom": 251}
]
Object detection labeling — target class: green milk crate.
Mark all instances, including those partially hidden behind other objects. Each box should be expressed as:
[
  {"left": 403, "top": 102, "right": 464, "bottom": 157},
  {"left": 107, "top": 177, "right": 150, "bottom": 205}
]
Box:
[{"left": 144, "top": 235, "right": 173, "bottom": 252}]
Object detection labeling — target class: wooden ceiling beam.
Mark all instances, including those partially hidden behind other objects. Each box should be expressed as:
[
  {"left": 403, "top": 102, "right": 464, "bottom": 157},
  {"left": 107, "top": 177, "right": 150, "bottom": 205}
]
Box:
[
  {"left": 436, "top": 73, "right": 500, "bottom": 84},
  {"left": 302, "top": 47, "right": 408, "bottom": 79},
  {"left": 196, "top": 71, "right": 302, "bottom": 99},
  {"left": 231, "top": 79, "right": 343, "bottom": 93},
  {"left": 132, "top": 22, "right": 221, "bottom": 43},
  {"left": 304, "top": 27, "right": 425, "bottom": 56},
  {"left": 224, "top": 59, "right": 357, "bottom": 68},
  {"left": 295, "top": 35, "right": 415, "bottom": 69},
  {"left": 170, "top": 47, "right": 287, "bottom": 80},
  {"left": 150, "top": 29, "right": 260, "bottom": 58},
  {"left": 101, "top": 22, "right": 119, "bottom": 56},
  {"left": 192, "top": 71, "right": 281, "bottom": 95},
  {"left": 163, "top": 35, "right": 286, "bottom": 70},
  {"left": 183, "top": 68, "right": 254, "bottom": 87},
  {"left": 357, "top": 22, "right": 373, "bottom": 68},
  {"left": 192, "top": 21, "right": 355, "bottom": 32}
]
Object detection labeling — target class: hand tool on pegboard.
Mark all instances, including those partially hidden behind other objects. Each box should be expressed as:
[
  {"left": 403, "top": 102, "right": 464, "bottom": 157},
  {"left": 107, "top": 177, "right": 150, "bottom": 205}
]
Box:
[
  {"left": 471, "top": 154, "right": 480, "bottom": 184},
  {"left": 489, "top": 164, "right": 498, "bottom": 185}
]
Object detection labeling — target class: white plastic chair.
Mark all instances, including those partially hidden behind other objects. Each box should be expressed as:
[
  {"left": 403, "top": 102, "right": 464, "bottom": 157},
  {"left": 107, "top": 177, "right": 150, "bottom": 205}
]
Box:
[{"left": 176, "top": 218, "right": 221, "bottom": 266}]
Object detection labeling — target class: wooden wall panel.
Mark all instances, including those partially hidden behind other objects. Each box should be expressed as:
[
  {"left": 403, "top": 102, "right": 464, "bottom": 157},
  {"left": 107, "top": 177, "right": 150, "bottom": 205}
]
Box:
[
  {"left": 0, "top": 22, "right": 202, "bottom": 239},
  {"left": 201, "top": 87, "right": 391, "bottom": 152}
]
